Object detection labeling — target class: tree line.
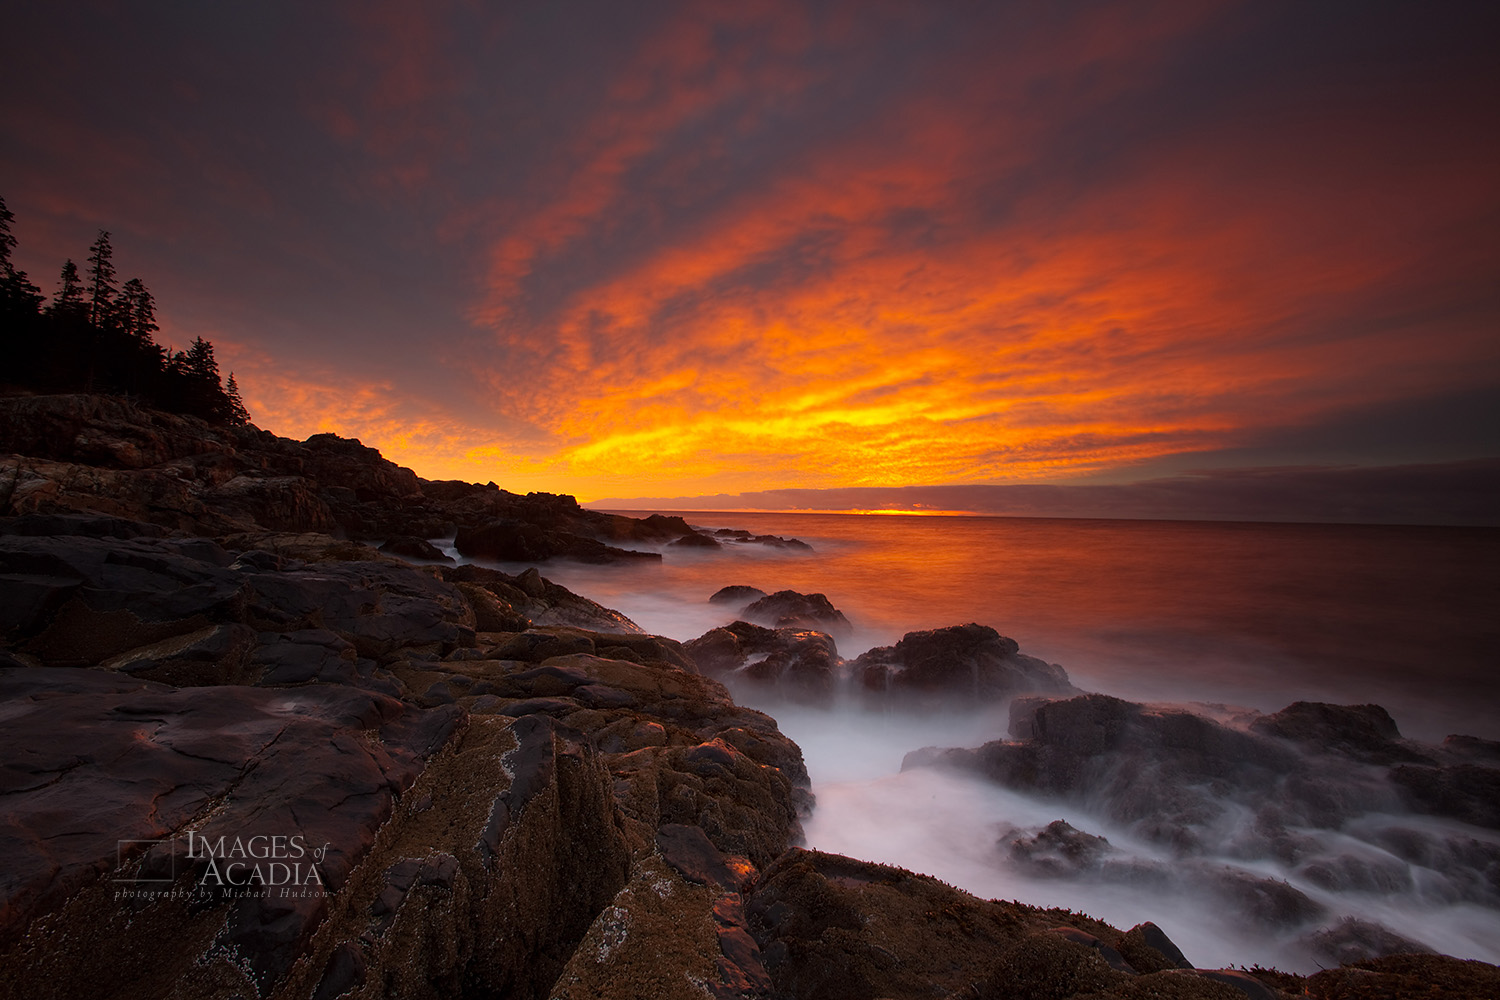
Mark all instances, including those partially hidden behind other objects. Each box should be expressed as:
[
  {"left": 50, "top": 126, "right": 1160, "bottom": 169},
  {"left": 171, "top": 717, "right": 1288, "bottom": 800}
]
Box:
[{"left": 0, "top": 195, "right": 249, "bottom": 425}]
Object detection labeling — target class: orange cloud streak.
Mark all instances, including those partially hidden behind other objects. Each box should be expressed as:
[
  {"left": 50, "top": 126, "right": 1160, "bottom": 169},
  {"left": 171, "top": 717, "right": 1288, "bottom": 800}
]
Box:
[{"left": 239, "top": 2, "right": 1499, "bottom": 501}]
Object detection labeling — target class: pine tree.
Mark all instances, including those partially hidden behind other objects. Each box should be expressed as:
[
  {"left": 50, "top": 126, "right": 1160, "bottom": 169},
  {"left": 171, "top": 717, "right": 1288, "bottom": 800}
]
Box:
[
  {"left": 52, "top": 259, "right": 85, "bottom": 314},
  {"left": 184, "top": 336, "right": 219, "bottom": 384},
  {"left": 0, "top": 196, "right": 15, "bottom": 271},
  {"left": 0, "top": 195, "right": 44, "bottom": 315},
  {"left": 118, "top": 278, "right": 158, "bottom": 342},
  {"left": 86, "top": 230, "right": 118, "bottom": 327},
  {"left": 224, "top": 373, "right": 251, "bottom": 425}
]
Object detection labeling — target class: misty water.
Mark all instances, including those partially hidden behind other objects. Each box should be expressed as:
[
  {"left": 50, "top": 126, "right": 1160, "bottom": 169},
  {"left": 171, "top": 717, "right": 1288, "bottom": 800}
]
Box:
[{"left": 443, "top": 512, "right": 1500, "bottom": 972}]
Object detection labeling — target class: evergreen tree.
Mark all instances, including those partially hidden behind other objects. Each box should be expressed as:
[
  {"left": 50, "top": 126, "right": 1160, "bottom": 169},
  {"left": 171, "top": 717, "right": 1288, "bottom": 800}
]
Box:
[
  {"left": 118, "top": 278, "right": 158, "bottom": 341},
  {"left": 184, "top": 336, "right": 219, "bottom": 384},
  {"left": 52, "top": 259, "right": 85, "bottom": 315},
  {"left": 86, "top": 230, "right": 117, "bottom": 327},
  {"left": 0, "top": 195, "right": 44, "bottom": 315},
  {"left": 0, "top": 195, "right": 15, "bottom": 271},
  {"left": 224, "top": 372, "right": 251, "bottom": 425}
]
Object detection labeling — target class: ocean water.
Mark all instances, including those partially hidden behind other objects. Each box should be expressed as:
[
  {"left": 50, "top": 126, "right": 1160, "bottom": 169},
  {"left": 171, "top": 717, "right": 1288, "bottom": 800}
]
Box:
[
  {"left": 447, "top": 511, "right": 1500, "bottom": 972},
  {"left": 553, "top": 512, "right": 1499, "bottom": 742}
]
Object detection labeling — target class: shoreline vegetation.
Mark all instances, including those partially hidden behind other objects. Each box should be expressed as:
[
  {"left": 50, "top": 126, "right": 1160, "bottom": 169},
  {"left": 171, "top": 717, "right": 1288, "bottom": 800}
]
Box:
[{"left": 2, "top": 204, "right": 1498, "bottom": 998}]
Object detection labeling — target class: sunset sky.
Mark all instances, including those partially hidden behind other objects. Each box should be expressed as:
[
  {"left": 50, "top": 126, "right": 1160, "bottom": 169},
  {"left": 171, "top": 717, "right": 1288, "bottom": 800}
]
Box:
[{"left": 3, "top": 1, "right": 1497, "bottom": 508}]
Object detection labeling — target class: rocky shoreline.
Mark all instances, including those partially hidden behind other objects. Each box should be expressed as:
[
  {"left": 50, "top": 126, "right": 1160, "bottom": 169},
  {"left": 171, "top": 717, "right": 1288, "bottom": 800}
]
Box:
[{"left": 3, "top": 393, "right": 1497, "bottom": 999}]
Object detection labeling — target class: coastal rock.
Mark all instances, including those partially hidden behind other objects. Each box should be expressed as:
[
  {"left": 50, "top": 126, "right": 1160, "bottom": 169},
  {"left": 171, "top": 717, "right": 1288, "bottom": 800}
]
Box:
[
  {"left": 684, "top": 621, "right": 839, "bottom": 698},
  {"left": 298, "top": 432, "right": 423, "bottom": 500},
  {"left": 1301, "top": 917, "right": 1434, "bottom": 965},
  {"left": 668, "top": 531, "right": 719, "bottom": 548},
  {"left": 739, "top": 590, "right": 850, "bottom": 634},
  {"left": 0, "top": 393, "right": 233, "bottom": 470},
  {"left": 0, "top": 668, "right": 463, "bottom": 960},
  {"left": 1388, "top": 761, "right": 1500, "bottom": 829},
  {"left": 378, "top": 535, "right": 454, "bottom": 563},
  {"left": 1005, "top": 820, "right": 1116, "bottom": 877},
  {"left": 1119, "top": 921, "right": 1194, "bottom": 972},
  {"left": 1250, "top": 701, "right": 1431, "bottom": 765},
  {"left": 444, "top": 563, "right": 644, "bottom": 634},
  {"left": 742, "top": 848, "right": 1264, "bottom": 1000},
  {"left": 851, "top": 623, "right": 1073, "bottom": 701},
  {"left": 203, "top": 475, "right": 338, "bottom": 533},
  {"left": 455, "top": 518, "right": 660, "bottom": 565},
  {"left": 709, "top": 585, "right": 767, "bottom": 605},
  {"left": 6, "top": 393, "right": 1495, "bottom": 999},
  {"left": 1305, "top": 954, "right": 1500, "bottom": 999},
  {"left": 711, "top": 528, "right": 812, "bottom": 550}
]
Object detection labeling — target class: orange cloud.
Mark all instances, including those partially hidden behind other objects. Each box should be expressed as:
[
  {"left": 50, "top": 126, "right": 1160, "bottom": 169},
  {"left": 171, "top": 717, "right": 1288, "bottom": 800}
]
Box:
[{"left": 224, "top": 1, "right": 1500, "bottom": 501}]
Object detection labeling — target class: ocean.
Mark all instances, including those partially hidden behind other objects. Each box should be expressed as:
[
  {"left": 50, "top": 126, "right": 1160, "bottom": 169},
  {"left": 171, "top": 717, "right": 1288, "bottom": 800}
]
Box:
[{"left": 442, "top": 511, "right": 1500, "bottom": 972}]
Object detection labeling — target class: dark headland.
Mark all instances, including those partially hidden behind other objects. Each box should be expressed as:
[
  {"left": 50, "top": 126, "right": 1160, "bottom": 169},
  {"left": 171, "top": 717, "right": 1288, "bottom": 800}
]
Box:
[{"left": 3, "top": 391, "right": 1499, "bottom": 1000}]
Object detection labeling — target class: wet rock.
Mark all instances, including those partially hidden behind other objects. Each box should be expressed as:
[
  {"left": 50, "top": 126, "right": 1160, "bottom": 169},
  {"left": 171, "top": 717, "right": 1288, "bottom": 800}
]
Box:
[
  {"left": 1389, "top": 761, "right": 1500, "bottom": 829},
  {"left": 685, "top": 620, "right": 839, "bottom": 697},
  {"left": 1, "top": 532, "right": 244, "bottom": 663},
  {"left": 657, "top": 823, "right": 740, "bottom": 890},
  {"left": 1443, "top": 734, "right": 1500, "bottom": 761},
  {"left": 1005, "top": 820, "right": 1116, "bottom": 876},
  {"left": 1302, "top": 917, "right": 1434, "bottom": 965},
  {"left": 905, "top": 693, "right": 1376, "bottom": 862},
  {"left": 1120, "top": 921, "right": 1194, "bottom": 971},
  {"left": 204, "top": 475, "right": 338, "bottom": 533},
  {"left": 454, "top": 518, "right": 660, "bottom": 565},
  {"left": 378, "top": 535, "right": 454, "bottom": 563},
  {"left": 669, "top": 531, "right": 719, "bottom": 548},
  {"left": 1046, "top": 925, "right": 1136, "bottom": 972},
  {"left": 0, "top": 667, "right": 462, "bottom": 962},
  {"left": 740, "top": 590, "right": 850, "bottom": 634},
  {"left": 711, "top": 529, "right": 812, "bottom": 550},
  {"left": 1179, "top": 969, "right": 1279, "bottom": 1000},
  {"left": 965, "top": 931, "right": 1128, "bottom": 999},
  {"left": 852, "top": 623, "right": 1072, "bottom": 701},
  {"left": 709, "top": 585, "right": 767, "bottom": 605},
  {"left": 1295, "top": 851, "right": 1413, "bottom": 894},
  {"left": 444, "top": 563, "right": 643, "bottom": 634},
  {"left": 1306, "top": 953, "right": 1500, "bottom": 1000},
  {"left": 456, "top": 580, "right": 531, "bottom": 632},
  {"left": 0, "top": 512, "right": 169, "bottom": 540},
  {"left": 1200, "top": 866, "right": 1327, "bottom": 929},
  {"left": 1251, "top": 701, "right": 1432, "bottom": 765},
  {"left": 102, "top": 622, "right": 260, "bottom": 686}
]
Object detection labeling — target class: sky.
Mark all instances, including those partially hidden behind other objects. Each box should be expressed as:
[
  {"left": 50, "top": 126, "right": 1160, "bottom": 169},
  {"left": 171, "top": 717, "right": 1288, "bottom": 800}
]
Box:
[{"left": 3, "top": 0, "right": 1498, "bottom": 515}]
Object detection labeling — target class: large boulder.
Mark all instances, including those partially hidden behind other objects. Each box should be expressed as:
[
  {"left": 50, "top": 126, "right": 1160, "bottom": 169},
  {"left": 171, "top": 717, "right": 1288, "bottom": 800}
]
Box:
[
  {"left": 739, "top": 590, "right": 850, "bottom": 634},
  {"left": 1250, "top": 702, "right": 1430, "bottom": 765},
  {"left": 851, "top": 623, "right": 1073, "bottom": 700},
  {"left": 684, "top": 621, "right": 840, "bottom": 699}
]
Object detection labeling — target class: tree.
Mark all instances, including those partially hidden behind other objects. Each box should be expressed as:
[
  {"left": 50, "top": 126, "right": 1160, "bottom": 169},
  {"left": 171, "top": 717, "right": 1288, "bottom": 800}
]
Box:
[
  {"left": 86, "top": 230, "right": 117, "bottom": 327},
  {"left": 224, "top": 373, "right": 251, "bottom": 425},
  {"left": 0, "top": 195, "right": 44, "bottom": 316},
  {"left": 0, "top": 196, "right": 15, "bottom": 271},
  {"left": 52, "top": 259, "right": 85, "bottom": 315},
  {"left": 183, "top": 336, "right": 220, "bottom": 384},
  {"left": 118, "top": 277, "right": 158, "bottom": 342}
]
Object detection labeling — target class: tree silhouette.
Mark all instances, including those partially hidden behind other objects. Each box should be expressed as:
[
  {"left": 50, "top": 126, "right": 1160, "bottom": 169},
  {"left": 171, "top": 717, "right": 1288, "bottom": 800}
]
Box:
[
  {"left": 51, "top": 260, "right": 85, "bottom": 315},
  {"left": 225, "top": 373, "right": 251, "bottom": 425},
  {"left": 2, "top": 195, "right": 249, "bottom": 424},
  {"left": 86, "top": 230, "right": 117, "bottom": 328},
  {"left": 118, "top": 278, "right": 157, "bottom": 341},
  {"left": 0, "top": 196, "right": 44, "bottom": 316}
]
